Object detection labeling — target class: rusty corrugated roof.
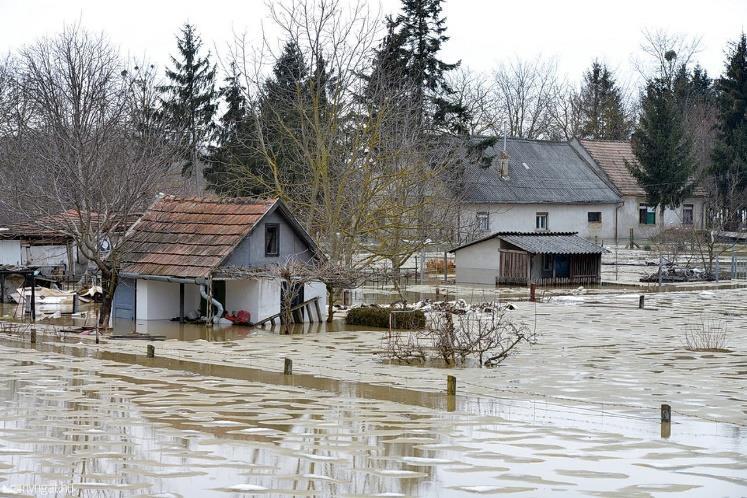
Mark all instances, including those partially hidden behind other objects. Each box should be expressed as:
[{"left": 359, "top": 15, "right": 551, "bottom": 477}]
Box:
[{"left": 118, "top": 196, "right": 277, "bottom": 278}]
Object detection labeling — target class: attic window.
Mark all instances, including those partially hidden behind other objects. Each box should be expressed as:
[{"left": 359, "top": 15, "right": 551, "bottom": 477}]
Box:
[{"left": 265, "top": 224, "right": 279, "bottom": 257}]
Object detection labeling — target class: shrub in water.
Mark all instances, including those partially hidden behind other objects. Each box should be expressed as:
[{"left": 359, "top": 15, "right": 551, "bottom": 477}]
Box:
[{"left": 346, "top": 307, "right": 426, "bottom": 329}]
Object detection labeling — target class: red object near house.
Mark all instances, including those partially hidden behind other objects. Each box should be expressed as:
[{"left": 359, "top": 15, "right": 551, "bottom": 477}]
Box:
[{"left": 225, "top": 310, "right": 251, "bottom": 325}]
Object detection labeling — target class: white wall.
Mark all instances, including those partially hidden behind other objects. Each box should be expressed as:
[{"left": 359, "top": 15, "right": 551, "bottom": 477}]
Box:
[
  {"left": 136, "top": 280, "right": 182, "bottom": 320},
  {"left": 617, "top": 196, "right": 706, "bottom": 242},
  {"left": 461, "top": 203, "right": 618, "bottom": 242},
  {"left": 454, "top": 237, "right": 501, "bottom": 285},
  {"left": 0, "top": 240, "right": 22, "bottom": 266},
  {"left": 304, "top": 281, "right": 328, "bottom": 322},
  {"left": 224, "top": 278, "right": 281, "bottom": 323}
]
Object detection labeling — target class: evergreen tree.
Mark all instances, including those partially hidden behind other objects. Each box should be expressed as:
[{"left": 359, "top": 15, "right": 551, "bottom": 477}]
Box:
[
  {"left": 160, "top": 23, "right": 217, "bottom": 177},
  {"left": 577, "top": 61, "right": 630, "bottom": 140},
  {"left": 204, "top": 63, "right": 263, "bottom": 195},
  {"left": 628, "top": 78, "right": 695, "bottom": 213},
  {"left": 381, "top": 0, "right": 468, "bottom": 134},
  {"left": 711, "top": 33, "right": 747, "bottom": 226}
]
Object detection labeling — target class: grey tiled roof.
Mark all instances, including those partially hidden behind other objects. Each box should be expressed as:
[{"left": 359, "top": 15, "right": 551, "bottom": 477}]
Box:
[
  {"left": 500, "top": 233, "right": 604, "bottom": 255},
  {"left": 451, "top": 231, "right": 604, "bottom": 255},
  {"left": 459, "top": 138, "right": 621, "bottom": 204}
]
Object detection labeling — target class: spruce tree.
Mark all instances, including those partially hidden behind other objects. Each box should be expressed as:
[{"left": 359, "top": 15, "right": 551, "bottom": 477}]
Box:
[
  {"left": 578, "top": 61, "right": 630, "bottom": 140},
  {"left": 628, "top": 78, "right": 695, "bottom": 213},
  {"left": 160, "top": 23, "right": 217, "bottom": 177},
  {"left": 384, "top": 0, "right": 468, "bottom": 134},
  {"left": 711, "top": 33, "right": 747, "bottom": 227}
]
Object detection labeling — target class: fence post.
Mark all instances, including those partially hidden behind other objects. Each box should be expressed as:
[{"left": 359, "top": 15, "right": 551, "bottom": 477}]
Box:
[
  {"left": 447, "top": 375, "right": 456, "bottom": 396},
  {"left": 146, "top": 344, "right": 155, "bottom": 358},
  {"left": 660, "top": 403, "right": 672, "bottom": 438},
  {"left": 284, "top": 358, "right": 292, "bottom": 375},
  {"left": 30, "top": 329, "right": 36, "bottom": 344},
  {"left": 529, "top": 283, "right": 536, "bottom": 302},
  {"left": 443, "top": 251, "right": 448, "bottom": 283},
  {"left": 639, "top": 295, "right": 645, "bottom": 309},
  {"left": 715, "top": 257, "right": 720, "bottom": 283}
]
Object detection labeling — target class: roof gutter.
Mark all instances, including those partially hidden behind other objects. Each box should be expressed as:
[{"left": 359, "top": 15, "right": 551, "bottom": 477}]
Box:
[{"left": 118, "top": 272, "right": 208, "bottom": 286}]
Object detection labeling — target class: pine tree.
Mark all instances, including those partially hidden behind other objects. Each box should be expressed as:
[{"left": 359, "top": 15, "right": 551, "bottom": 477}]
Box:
[
  {"left": 204, "top": 62, "right": 262, "bottom": 195},
  {"left": 160, "top": 23, "right": 217, "bottom": 177},
  {"left": 711, "top": 33, "right": 747, "bottom": 227},
  {"left": 578, "top": 61, "right": 630, "bottom": 140},
  {"left": 384, "top": 0, "right": 468, "bottom": 133},
  {"left": 628, "top": 78, "right": 695, "bottom": 213}
]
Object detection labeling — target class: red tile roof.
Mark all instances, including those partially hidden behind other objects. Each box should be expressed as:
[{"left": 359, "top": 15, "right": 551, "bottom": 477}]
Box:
[
  {"left": 578, "top": 139, "right": 645, "bottom": 196},
  {"left": 119, "top": 196, "right": 278, "bottom": 278}
]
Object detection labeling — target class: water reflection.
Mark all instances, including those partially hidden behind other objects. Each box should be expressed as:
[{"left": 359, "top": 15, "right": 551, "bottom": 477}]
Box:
[{"left": 0, "top": 344, "right": 746, "bottom": 497}]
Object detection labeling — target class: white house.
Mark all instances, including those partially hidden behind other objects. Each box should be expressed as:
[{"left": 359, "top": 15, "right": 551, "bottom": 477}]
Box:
[
  {"left": 456, "top": 138, "right": 622, "bottom": 244},
  {"left": 112, "top": 196, "right": 327, "bottom": 324},
  {"left": 571, "top": 139, "right": 706, "bottom": 243}
]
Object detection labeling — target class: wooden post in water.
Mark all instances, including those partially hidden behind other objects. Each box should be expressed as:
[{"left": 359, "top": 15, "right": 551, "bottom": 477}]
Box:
[
  {"left": 284, "top": 358, "right": 293, "bottom": 375},
  {"left": 529, "top": 283, "right": 536, "bottom": 302},
  {"left": 629, "top": 227, "right": 634, "bottom": 249},
  {"left": 660, "top": 403, "right": 671, "bottom": 422},
  {"left": 146, "top": 344, "right": 155, "bottom": 358},
  {"left": 30, "top": 329, "right": 36, "bottom": 344},
  {"left": 639, "top": 295, "right": 645, "bottom": 309},
  {"left": 446, "top": 375, "right": 456, "bottom": 396},
  {"left": 660, "top": 403, "right": 671, "bottom": 438}
]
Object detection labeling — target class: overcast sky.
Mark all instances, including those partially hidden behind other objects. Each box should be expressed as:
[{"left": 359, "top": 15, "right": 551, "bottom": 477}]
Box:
[{"left": 1, "top": 0, "right": 745, "bottom": 87}]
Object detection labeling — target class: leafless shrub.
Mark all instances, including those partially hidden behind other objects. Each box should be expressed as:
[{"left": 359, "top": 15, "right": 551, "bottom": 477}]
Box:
[
  {"left": 684, "top": 319, "right": 729, "bottom": 352},
  {"left": 383, "top": 310, "right": 536, "bottom": 367}
]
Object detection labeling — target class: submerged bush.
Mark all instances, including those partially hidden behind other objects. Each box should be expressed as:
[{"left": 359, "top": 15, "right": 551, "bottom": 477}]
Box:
[
  {"left": 346, "top": 307, "right": 426, "bottom": 329},
  {"left": 684, "top": 319, "right": 729, "bottom": 352}
]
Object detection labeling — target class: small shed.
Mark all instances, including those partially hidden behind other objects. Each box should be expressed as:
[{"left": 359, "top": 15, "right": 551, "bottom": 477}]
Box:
[
  {"left": 113, "top": 196, "right": 327, "bottom": 324},
  {"left": 450, "top": 232, "right": 603, "bottom": 286}
]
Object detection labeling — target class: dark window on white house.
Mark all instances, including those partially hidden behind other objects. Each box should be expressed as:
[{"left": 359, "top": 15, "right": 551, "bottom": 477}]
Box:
[
  {"left": 265, "top": 224, "right": 279, "bottom": 256},
  {"left": 639, "top": 204, "right": 656, "bottom": 225},
  {"left": 476, "top": 211, "right": 489, "bottom": 231},
  {"left": 536, "top": 212, "right": 548, "bottom": 230},
  {"left": 683, "top": 204, "right": 694, "bottom": 225},
  {"left": 587, "top": 211, "right": 602, "bottom": 223},
  {"left": 542, "top": 254, "right": 552, "bottom": 272}
]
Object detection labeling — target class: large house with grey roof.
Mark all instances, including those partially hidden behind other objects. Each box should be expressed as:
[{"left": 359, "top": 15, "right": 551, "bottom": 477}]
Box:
[
  {"left": 571, "top": 139, "right": 706, "bottom": 243},
  {"left": 455, "top": 138, "right": 621, "bottom": 244}
]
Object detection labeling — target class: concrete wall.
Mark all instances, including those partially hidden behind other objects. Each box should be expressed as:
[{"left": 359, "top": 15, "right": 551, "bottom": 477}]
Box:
[
  {"left": 454, "top": 237, "right": 501, "bottom": 285},
  {"left": 221, "top": 211, "right": 315, "bottom": 268},
  {"left": 0, "top": 240, "right": 21, "bottom": 266},
  {"left": 461, "top": 203, "right": 618, "bottom": 242},
  {"left": 224, "top": 278, "right": 281, "bottom": 323},
  {"left": 136, "top": 280, "right": 182, "bottom": 321},
  {"left": 304, "top": 281, "right": 328, "bottom": 322},
  {"left": 617, "top": 196, "right": 706, "bottom": 242}
]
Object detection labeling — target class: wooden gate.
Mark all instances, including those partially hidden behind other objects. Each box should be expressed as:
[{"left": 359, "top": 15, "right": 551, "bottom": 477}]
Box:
[{"left": 499, "top": 249, "right": 529, "bottom": 285}]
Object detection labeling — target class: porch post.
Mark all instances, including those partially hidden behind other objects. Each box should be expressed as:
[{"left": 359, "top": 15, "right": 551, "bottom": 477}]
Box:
[{"left": 30, "top": 273, "right": 36, "bottom": 321}]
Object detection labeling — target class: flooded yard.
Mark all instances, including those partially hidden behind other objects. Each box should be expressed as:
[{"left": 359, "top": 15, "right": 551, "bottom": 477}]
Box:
[{"left": 0, "top": 286, "right": 745, "bottom": 496}]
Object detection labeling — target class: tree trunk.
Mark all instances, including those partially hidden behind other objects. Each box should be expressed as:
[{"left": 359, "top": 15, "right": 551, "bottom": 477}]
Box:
[
  {"left": 326, "top": 282, "right": 335, "bottom": 323},
  {"left": 98, "top": 268, "right": 118, "bottom": 329}
]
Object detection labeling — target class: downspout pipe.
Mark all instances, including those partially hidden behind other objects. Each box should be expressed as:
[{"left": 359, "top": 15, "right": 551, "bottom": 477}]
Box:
[{"left": 119, "top": 273, "right": 224, "bottom": 323}]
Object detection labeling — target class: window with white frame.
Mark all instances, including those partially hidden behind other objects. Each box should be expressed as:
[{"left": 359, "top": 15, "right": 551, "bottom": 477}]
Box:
[
  {"left": 476, "top": 211, "right": 489, "bottom": 232},
  {"left": 535, "top": 212, "right": 548, "bottom": 230}
]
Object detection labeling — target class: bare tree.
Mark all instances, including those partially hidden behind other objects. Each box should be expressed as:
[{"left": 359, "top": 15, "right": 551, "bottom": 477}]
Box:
[
  {"left": 384, "top": 308, "right": 536, "bottom": 367},
  {"left": 492, "top": 56, "right": 561, "bottom": 139},
  {"left": 446, "top": 67, "right": 499, "bottom": 135},
  {"left": 636, "top": 28, "right": 702, "bottom": 86},
  {"left": 0, "top": 24, "right": 180, "bottom": 327}
]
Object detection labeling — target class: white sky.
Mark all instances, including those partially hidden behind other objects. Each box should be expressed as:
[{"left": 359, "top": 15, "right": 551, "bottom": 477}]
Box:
[{"left": 0, "top": 0, "right": 745, "bottom": 87}]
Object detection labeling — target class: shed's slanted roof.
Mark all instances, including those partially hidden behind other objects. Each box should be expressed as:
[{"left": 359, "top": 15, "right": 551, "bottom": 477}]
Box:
[
  {"left": 451, "top": 231, "right": 604, "bottom": 255},
  {"left": 576, "top": 139, "right": 645, "bottom": 196},
  {"left": 119, "top": 196, "right": 285, "bottom": 278},
  {"left": 459, "top": 138, "right": 620, "bottom": 204}
]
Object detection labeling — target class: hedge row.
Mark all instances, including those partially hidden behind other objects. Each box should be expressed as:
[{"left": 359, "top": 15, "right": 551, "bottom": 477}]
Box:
[{"left": 345, "top": 307, "right": 426, "bottom": 329}]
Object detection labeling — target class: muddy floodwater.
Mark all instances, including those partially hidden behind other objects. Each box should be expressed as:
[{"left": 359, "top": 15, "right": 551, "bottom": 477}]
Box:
[{"left": 0, "top": 287, "right": 746, "bottom": 496}]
